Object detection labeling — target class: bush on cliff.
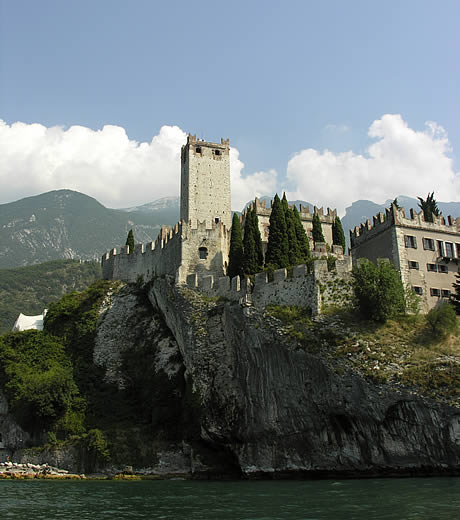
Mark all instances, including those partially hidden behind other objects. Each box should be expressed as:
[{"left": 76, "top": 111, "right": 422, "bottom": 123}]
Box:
[
  {"left": 353, "top": 259, "right": 406, "bottom": 323},
  {"left": 0, "top": 330, "right": 84, "bottom": 436},
  {"left": 425, "top": 302, "right": 458, "bottom": 339}
]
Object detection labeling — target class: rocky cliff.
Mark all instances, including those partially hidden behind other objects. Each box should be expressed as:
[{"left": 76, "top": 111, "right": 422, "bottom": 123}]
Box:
[
  {"left": 91, "top": 279, "right": 460, "bottom": 477},
  {"left": 5, "top": 279, "right": 459, "bottom": 478}
]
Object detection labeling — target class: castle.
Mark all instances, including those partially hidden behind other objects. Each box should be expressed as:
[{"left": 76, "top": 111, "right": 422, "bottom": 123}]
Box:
[
  {"left": 102, "top": 134, "right": 352, "bottom": 314},
  {"left": 350, "top": 204, "right": 460, "bottom": 312}
]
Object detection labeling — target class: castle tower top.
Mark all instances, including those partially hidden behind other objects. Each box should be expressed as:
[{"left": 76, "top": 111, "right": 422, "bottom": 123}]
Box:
[{"left": 180, "top": 133, "right": 231, "bottom": 229}]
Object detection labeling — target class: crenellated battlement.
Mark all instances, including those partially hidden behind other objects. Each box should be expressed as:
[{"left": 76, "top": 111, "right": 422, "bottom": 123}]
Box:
[
  {"left": 350, "top": 204, "right": 460, "bottom": 247},
  {"left": 102, "top": 219, "right": 231, "bottom": 284},
  {"left": 249, "top": 197, "right": 336, "bottom": 223},
  {"left": 185, "top": 257, "right": 352, "bottom": 315}
]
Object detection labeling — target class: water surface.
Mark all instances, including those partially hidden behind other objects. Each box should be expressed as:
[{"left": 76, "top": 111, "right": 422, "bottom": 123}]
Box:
[{"left": 4, "top": 477, "right": 459, "bottom": 519}]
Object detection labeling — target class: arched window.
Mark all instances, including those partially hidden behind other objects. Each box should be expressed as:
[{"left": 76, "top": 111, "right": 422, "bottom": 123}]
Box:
[{"left": 199, "top": 247, "right": 208, "bottom": 260}]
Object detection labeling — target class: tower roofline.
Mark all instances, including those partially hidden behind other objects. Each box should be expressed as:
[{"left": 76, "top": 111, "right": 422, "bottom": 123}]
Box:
[{"left": 186, "top": 133, "right": 229, "bottom": 148}]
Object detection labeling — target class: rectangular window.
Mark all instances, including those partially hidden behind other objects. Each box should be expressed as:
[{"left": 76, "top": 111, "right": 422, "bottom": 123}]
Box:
[
  {"left": 437, "top": 240, "right": 445, "bottom": 256},
  {"left": 438, "top": 264, "right": 448, "bottom": 273},
  {"left": 195, "top": 146, "right": 202, "bottom": 154},
  {"left": 214, "top": 149, "right": 221, "bottom": 156},
  {"left": 456, "top": 244, "right": 460, "bottom": 258},
  {"left": 430, "top": 288, "right": 441, "bottom": 297},
  {"left": 445, "top": 242, "right": 454, "bottom": 257},
  {"left": 413, "top": 286, "right": 423, "bottom": 295},
  {"left": 441, "top": 289, "right": 451, "bottom": 298},
  {"left": 408, "top": 261, "right": 419, "bottom": 270},
  {"left": 423, "top": 238, "right": 435, "bottom": 250},
  {"left": 405, "top": 235, "right": 417, "bottom": 248},
  {"left": 427, "top": 263, "right": 437, "bottom": 272}
]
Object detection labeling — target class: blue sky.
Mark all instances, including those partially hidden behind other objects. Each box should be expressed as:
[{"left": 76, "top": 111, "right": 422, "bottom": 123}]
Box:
[{"left": 1, "top": 0, "right": 459, "bottom": 213}]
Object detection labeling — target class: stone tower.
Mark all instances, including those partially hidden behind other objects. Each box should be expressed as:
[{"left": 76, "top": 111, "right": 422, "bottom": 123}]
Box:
[{"left": 180, "top": 134, "right": 232, "bottom": 229}]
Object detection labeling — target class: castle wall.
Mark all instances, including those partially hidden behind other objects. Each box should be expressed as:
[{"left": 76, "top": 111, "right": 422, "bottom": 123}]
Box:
[
  {"left": 102, "top": 220, "right": 230, "bottom": 284},
  {"left": 187, "top": 259, "right": 353, "bottom": 315},
  {"left": 180, "top": 135, "right": 231, "bottom": 229},
  {"left": 249, "top": 198, "right": 336, "bottom": 250}
]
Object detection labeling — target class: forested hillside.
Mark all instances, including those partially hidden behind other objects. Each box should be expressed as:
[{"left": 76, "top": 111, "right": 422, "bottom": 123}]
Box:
[{"left": 0, "top": 259, "right": 101, "bottom": 333}]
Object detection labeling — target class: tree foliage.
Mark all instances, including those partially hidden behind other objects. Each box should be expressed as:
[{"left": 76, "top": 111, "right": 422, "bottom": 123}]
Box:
[
  {"left": 0, "top": 330, "right": 84, "bottom": 435},
  {"left": 292, "top": 206, "right": 310, "bottom": 264},
  {"left": 426, "top": 303, "right": 458, "bottom": 339},
  {"left": 126, "top": 229, "right": 135, "bottom": 253},
  {"left": 265, "top": 194, "right": 289, "bottom": 269},
  {"left": 332, "top": 216, "right": 346, "bottom": 253},
  {"left": 417, "top": 192, "right": 440, "bottom": 223},
  {"left": 353, "top": 259, "right": 406, "bottom": 322},
  {"left": 242, "top": 206, "right": 264, "bottom": 275},
  {"left": 282, "top": 193, "right": 300, "bottom": 266},
  {"left": 312, "top": 213, "right": 325, "bottom": 245},
  {"left": 450, "top": 273, "right": 460, "bottom": 315},
  {"left": 228, "top": 213, "right": 244, "bottom": 279}
]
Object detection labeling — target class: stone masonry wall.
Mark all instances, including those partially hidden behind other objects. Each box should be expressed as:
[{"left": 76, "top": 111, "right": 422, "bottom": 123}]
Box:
[{"left": 186, "top": 259, "right": 353, "bottom": 315}]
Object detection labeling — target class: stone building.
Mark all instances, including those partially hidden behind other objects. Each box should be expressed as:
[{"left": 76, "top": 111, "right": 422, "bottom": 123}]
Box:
[
  {"left": 350, "top": 204, "right": 460, "bottom": 312},
  {"left": 246, "top": 198, "right": 337, "bottom": 252},
  {"left": 102, "top": 134, "right": 231, "bottom": 283}
]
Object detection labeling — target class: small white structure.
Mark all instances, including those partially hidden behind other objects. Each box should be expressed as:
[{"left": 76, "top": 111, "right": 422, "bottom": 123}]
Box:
[{"left": 12, "top": 310, "right": 47, "bottom": 332}]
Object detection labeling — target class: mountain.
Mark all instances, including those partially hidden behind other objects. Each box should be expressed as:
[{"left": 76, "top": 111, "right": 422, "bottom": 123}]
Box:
[{"left": 0, "top": 190, "right": 179, "bottom": 268}]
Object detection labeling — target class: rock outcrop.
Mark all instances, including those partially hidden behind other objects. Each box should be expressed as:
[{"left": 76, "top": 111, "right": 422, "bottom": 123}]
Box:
[{"left": 147, "top": 277, "right": 460, "bottom": 477}]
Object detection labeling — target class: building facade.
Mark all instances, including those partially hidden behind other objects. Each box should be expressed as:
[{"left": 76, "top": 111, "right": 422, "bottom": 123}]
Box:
[{"left": 350, "top": 204, "right": 460, "bottom": 312}]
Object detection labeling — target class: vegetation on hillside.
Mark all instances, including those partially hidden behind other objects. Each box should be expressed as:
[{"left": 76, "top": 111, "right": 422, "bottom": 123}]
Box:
[
  {"left": 266, "top": 305, "right": 459, "bottom": 405},
  {"left": 0, "top": 260, "right": 101, "bottom": 333},
  {"left": 352, "top": 259, "right": 406, "bottom": 323}
]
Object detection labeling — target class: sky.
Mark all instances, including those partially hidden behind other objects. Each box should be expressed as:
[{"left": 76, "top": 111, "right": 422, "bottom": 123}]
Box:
[{"left": 1, "top": 0, "right": 459, "bottom": 215}]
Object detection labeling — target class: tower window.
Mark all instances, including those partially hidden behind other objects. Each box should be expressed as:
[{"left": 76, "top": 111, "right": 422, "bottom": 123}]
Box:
[
  {"left": 214, "top": 149, "right": 221, "bottom": 156},
  {"left": 195, "top": 147, "right": 202, "bottom": 154},
  {"left": 199, "top": 247, "right": 208, "bottom": 260},
  {"left": 215, "top": 217, "right": 220, "bottom": 224}
]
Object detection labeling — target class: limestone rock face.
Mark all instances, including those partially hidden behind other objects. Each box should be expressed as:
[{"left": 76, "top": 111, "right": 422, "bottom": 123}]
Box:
[
  {"left": 148, "top": 278, "right": 460, "bottom": 477},
  {"left": 0, "top": 390, "right": 30, "bottom": 450}
]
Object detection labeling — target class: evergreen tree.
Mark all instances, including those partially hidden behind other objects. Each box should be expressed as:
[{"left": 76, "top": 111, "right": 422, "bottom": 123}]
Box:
[
  {"left": 417, "top": 192, "right": 440, "bottom": 223},
  {"left": 451, "top": 273, "right": 460, "bottom": 315},
  {"left": 125, "top": 229, "right": 135, "bottom": 253},
  {"left": 250, "top": 205, "right": 264, "bottom": 270},
  {"left": 243, "top": 206, "right": 258, "bottom": 274},
  {"left": 312, "top": 213, "right": 325, "bottom": 245},
  {"left": 282, "top": 193, "right": 300, "bottom": 266},
  {"left": 265, "top": 194, "right": 289, "bottom": 268},
  {"left": 292, "top": 206, "right": 310, "bottom": 263},
  {"left": 227, "top": 213, "right": 244, "bottom": 279},
  {"left": 392, "top": 197, "right": 400, "bottom": 209},
  {"left": 332, "top": 216, "right": 346, "bottom": 253}
]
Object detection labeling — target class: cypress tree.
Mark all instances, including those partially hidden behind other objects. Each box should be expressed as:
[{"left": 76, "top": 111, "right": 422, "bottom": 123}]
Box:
[
  {"left": 292, "top": 206, "right": 310, "bottom": 263},
  {"left": 312, "top": 213, "right": 325, "bottom": 245},
  {"left": 126, "top": 229, "right": 135, "bottom": 253},
  {"left": 228, "top": 213, "right": 244, "bottom": 279},
  {"left": 243, "top": 206, "right": 258, "bottom": 274},
  {"left": 282, "top": 193, "right": 299, "bottom": 266},
  {"left": 265, "top": 194, "right": 289, "bottom": 268},
  {"left": 332, "top": 216, "right": 346, "bottom": 253},
  {"left": 250, "top": 205, "right": 264, "bottom": 270}
]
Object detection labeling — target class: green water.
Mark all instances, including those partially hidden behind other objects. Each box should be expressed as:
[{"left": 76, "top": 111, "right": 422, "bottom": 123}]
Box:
[{"left": 3, "top": 478, "right": 459, "bottom": 519}]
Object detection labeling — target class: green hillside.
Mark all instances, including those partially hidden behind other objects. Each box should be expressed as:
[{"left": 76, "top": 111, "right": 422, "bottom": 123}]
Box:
[
  {"left": 0, "top": 259, "right": 101, "bottom": 333},
  {"left": 0, "top": 190, "right": 178, "bottom": 268}
]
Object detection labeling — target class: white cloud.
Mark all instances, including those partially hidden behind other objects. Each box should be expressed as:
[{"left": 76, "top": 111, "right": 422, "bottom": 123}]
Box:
[
  {"left": 229, "top": 147, "right": 277, "bottom": 211},
  {"left": 0, "top": 120, "right": 277, "bottom": 211},
  {"left": 286, "top": 114, "right": 459, "bottom": 215}
]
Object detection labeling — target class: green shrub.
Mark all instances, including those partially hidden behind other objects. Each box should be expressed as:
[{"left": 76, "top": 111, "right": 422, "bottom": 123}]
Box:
[
  {"left": 353, "top": 259, "right": 405, "bottom": 323},
  {"left": 425, "top": 303, "right": 457, "bottom": 339}
]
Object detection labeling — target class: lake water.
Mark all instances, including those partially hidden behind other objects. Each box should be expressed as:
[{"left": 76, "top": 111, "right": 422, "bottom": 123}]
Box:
[{"left": 4, "top": 477, "right": 459, "bottom": 519}]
